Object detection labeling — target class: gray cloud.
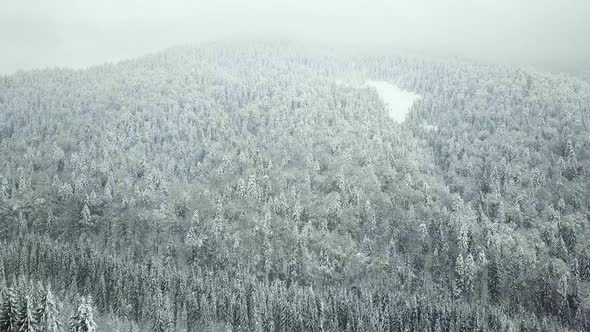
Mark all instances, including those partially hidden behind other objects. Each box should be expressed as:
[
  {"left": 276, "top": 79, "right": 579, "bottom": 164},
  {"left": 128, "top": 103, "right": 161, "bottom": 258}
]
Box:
[{"left": 1, "top": 0, "right": 589, "bottom": 74}]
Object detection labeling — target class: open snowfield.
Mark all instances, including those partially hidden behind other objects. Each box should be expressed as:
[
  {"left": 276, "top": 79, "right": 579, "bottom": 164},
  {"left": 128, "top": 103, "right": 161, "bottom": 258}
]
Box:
[{"left": 364, "top": 81, "right": 421, "bottom": 123}]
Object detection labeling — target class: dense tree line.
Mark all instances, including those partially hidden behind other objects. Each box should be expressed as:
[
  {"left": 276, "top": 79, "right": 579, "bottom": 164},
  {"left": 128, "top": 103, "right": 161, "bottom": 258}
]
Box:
[
  {"left": 0, "top": 235, "right": 568, "bottom": 331},
  {"left": 0, "top": 42, "right": 589, "bottom": 330},
  {"left": 397, "top": 56, "right": 590, "bottom": 328},
  {"left": 0, "top": 276, "right": 96, "bottom": 332}
]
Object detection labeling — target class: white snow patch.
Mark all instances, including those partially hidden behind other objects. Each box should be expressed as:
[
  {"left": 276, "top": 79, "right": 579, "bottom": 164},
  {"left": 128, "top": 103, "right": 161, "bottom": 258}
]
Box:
[
  {"left": 363, "top": 81, "right": 421, "bottom": 123},
  {"left": 423, "top": 124, "right": 438, "bottom": 132}
]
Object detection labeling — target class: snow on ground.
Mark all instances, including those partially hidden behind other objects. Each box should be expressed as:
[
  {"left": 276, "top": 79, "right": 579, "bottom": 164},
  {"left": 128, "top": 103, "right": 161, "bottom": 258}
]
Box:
[
  {"left": 363, "top": 81, "right": 421, "bottom": 123},
  {"left": 334, "top": 79, "right": 422, "bottom": 123},
  {"left": 423, "top": 124, "right": 439, "bottom": 132}
]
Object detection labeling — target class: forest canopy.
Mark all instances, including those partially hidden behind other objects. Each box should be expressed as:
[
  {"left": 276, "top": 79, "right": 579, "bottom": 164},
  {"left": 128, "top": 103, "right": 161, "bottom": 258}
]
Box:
[{"left": 0, "top": 42, "right": 590, "bottom": 331}]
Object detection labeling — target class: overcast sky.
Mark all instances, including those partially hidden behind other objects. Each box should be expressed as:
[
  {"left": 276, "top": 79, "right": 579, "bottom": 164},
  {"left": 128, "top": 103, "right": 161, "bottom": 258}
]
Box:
[{"left": 1, "top": 0, "right": 589, "bottom": 74}]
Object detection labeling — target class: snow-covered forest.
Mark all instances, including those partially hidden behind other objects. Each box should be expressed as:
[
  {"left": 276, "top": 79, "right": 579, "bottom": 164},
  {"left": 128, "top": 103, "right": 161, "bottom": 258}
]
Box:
[{"left": 1, "top": 42, "right": 590, "bottom": 331}]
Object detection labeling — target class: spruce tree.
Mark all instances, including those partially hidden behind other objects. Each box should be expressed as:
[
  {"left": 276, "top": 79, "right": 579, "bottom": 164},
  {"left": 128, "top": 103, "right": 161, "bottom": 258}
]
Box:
[
  {"left": 0, "top": 286, "right": 20, "bottom": 332},
  {"left": 80, "top": 204, "right": 92, "bottom": 227},
  {"left": 35, "top": 284, "right": 61, "bottom": 332},
  {"left": 0, "top": 258, "right": 6, "bottom": 289},
  {"left": 454, "top": 254, "right": 464, "bottom": 299},
  {"left": 151, "top": 291, "right": 172, "bottom": 332},
  {"left": 464, "top": 254, "right": 476, "bottom": 297},
  {"left": 68, "top": 296, "right": 96, "bottom": 332},
  {"left": 17, "top": 294, "right": 36, "bottom": 332}
]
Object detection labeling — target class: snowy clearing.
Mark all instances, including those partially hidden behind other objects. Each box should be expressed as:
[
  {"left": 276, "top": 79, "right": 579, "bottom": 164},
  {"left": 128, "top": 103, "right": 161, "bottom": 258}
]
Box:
[{"left": 363, "top": 81, "right": 421, "bottom": 123}]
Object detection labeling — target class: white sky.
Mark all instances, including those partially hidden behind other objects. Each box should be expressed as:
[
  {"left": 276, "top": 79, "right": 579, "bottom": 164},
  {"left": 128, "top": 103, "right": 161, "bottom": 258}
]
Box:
[{"left": 1, "top": 0, "right": 589, "bottom": 73}]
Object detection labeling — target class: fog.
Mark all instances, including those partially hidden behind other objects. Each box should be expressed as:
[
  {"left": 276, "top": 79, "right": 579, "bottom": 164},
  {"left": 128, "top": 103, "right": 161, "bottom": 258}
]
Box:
[{"left": 1, "top": 0, "right": 589, "bottom": 74}]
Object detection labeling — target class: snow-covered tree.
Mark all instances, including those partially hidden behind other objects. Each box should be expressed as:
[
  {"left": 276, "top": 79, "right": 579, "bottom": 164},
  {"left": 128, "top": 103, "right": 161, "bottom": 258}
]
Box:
[
  {"left": 17, "top": 295, "right": 36, "bottom": 332},
  {"left": 0, "top": 287, "right": 20, "bottom": 332},
  {"left": 68, "top": 296, "right": 96, "bottom": 332},
  {"left": 35, "top": 284, "right": 62, "bottom": 332}
]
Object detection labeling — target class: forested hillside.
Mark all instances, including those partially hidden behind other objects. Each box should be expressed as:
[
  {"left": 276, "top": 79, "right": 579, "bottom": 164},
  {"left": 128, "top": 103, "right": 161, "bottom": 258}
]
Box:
[{"left": 1, "top": 43, "right": 589, "bottom": 331}]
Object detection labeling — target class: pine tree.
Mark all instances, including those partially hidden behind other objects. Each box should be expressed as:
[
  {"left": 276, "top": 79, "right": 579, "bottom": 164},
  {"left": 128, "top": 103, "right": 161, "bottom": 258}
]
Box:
[
  {"left": 557, "top": 198, "right": 566, "bottom": 214},
  {"left": 418, "top": 222, "right": 429, "bottom": 253},
  {"left": 364, "top": 200, "right": 376, "bottom": 237},
  {"left": 260, "top": 231, "right": 272, "bottom": 279},
  {"left": 80, "top": 204, "right": 92, "bottom": 227},
  {"left": 495, "top": 201, "right": 506, "bottom": 223},
  {"left": 247, "top": 174, "right": 259, "bottom": 201},
  {"left": 580, "top": 246, "right": 590, "bottom": 281},
  {"left": 564, "top": 139, "right": 580, "bottom": 179},
  {"left": 454, "top": 254, "right": 464, "bottom": 298},
  {"left": 457, "top": 226, "right": 469, "bottom": 255},
  {"left": 488, "top": 259, "right": 500, "bottom": 302},
  {"left": 152, "top": 291, "right": 172, "bottom": 332},
  {"left": 57, "top": 183, "right": 73, "bottom": 201},
  {"left": 236, "top": 178, "right": 246, "bottom": 199},
  {"left": 52, "top": 145, "right": 65, "bottom": 172},
  {"left": 0, "top": 258, "right": 6, "bottom": 289},
  {"left": 451, "top": 194, "right": 464, "bottom": 212},
  {"left": 293, "top": 199, "right": 302, "bottom": 225},
  {"left": 191, "top": 209, "right": 200, "bottom": 227},
  {"left": 35, "top": 285, "right": 61, "bottom": 332},
  {"left": 557, "top": 273, "right": 569, "bottom": 316},
  {"left": 95, "top": 275, "right": 107, "bottom": 313},
  {"left": 17, "top": 167, "right": 27, "bottom": 194},
  {"left": 17, "top": 294, "right": 36, "bottom": 332},
  {"left": 186, "top": 210, "right": 200, "bottom": 248},
  {"left": 103, "top": 180, "right": 112, "bottom": 202},
  {"left": 68, "top": 296, "right": 96, "bottom": 332},
  {"left": 0, "top": 286, "right": 20, "bottom": 332},
  {"left": 45, "top": 209, "right": 54, "bottom": 237},
  {"left": 0, "top": 175, "right": 8, "bottom": 201},
  {"left": 554, "top": 236, "right": 569, "bottom": 261},
  {"left": 464, "top": 254, "right": 476, "bottom": 297}
]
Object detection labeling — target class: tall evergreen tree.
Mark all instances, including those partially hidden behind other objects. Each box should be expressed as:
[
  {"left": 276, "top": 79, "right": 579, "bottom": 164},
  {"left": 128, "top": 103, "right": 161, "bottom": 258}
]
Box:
[
  {"left": 0, "top": 287, "right": 20, "bottom": 332},
  {"left": 35, "top": 285, "right": 62, "bottom": 332},
  {"left": 17, "top": 295, "right": 36, "bottom": 332},
  {"left": 0, "top": 258, "right": 6, "bottom": 289},
  {"left": 151, "top": 291, "right": 171, "bottom": 332},
  {"left": 68, "top": 296, "right": 96, "bottom": 332}
]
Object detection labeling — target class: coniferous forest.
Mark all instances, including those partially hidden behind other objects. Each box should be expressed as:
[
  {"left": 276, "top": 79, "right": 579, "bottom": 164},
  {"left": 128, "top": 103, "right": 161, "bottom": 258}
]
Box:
[{"left": 1, "top": 43, "right": 590, "bottom": 331}]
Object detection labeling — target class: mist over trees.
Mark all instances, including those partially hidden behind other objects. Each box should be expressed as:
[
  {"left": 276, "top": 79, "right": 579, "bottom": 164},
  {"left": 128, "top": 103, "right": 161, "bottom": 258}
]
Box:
[
  {"left": 1, "top": 42, "right": 590, "bottom": 331},
  {"left": 2, "top": 0, "right": 590, "bottom": 74}
]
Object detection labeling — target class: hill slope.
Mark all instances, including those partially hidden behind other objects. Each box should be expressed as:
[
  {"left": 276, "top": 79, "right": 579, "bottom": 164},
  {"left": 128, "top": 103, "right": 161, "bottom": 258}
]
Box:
[{"left": 1, "top": 43, "right": 589, "bottom": 331}]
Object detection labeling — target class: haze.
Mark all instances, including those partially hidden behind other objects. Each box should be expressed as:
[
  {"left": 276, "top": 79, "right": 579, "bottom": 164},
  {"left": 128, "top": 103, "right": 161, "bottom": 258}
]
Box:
[{"left": 1, "top": 0, "right": 589, "bottom": 74}]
